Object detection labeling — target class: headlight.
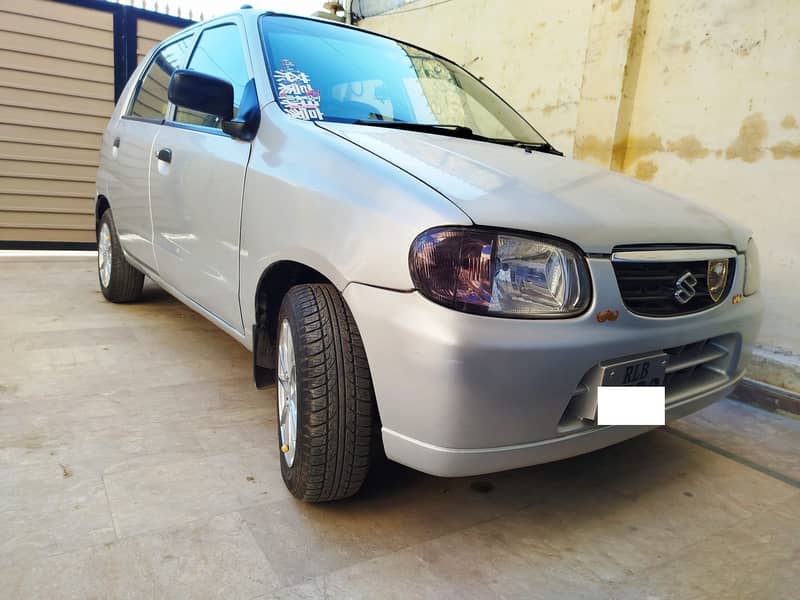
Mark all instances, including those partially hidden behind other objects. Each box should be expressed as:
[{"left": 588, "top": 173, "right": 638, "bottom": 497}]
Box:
[
  {"left": 744, "top": 237, "right": 760, "bottom": 296},
  {"left": 409, "top": 227, "right": 591, "bottom": 318}
]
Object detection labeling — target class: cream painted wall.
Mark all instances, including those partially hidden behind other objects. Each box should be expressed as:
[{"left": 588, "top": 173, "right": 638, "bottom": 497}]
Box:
[
  {"left": 359, "top": 0, "right": 800, "bottom": 390},
  {"left": 616, "top": 0, "right": 800, "bottom": 370},
  {"left": 359, "top": 0, "right": 594, "bottom": 155}
]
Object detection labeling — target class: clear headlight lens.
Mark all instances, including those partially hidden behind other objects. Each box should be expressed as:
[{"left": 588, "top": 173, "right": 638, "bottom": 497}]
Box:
[
  {"left": 744, "top": 237, "right": 760, "bottom": 296},
  {"left": 409, "top": 227, "right": 591, "bottom": 317}
]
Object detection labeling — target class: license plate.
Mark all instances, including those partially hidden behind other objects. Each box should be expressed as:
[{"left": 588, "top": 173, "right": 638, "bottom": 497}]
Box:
[
  {"left": 597, "top": 386, "right": 665, "bottom": 426},
  {"left": 597, "top": 353, "right": 668, "bottom": 425},
  {"left": 601, "top": 353, "right": 669, "bottom": 387}
]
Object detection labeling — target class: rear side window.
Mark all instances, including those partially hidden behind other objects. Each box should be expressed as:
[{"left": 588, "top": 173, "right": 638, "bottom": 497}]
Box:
[
  {"left": 129, "top": 37, "right": 193, "bottom": 120},
  {"left": 174, "top": 24, "right": 250, "bottom": 129}
]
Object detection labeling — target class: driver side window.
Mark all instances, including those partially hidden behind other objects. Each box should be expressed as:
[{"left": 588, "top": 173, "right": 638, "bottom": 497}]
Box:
[{"left": 174, "top": 24, "right": 249, "bottom": 129}]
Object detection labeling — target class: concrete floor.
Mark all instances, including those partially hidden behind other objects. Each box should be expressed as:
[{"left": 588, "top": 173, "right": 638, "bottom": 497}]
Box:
[{"left": 1, "top": 256, "right": 798, "bottom": 600}]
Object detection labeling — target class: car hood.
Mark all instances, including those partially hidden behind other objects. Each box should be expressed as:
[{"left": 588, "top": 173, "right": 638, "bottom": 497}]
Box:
[{"left": 317, "top": 122, "right": 750, "bottom": 254}]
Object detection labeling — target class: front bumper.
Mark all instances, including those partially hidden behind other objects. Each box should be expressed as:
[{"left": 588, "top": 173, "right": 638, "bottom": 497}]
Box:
[{"left": 343, "top": 256, "right": 763, "bottom": 477}]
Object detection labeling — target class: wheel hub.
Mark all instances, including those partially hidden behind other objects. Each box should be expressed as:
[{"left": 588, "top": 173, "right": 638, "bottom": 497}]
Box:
[
  {"left": 98, "top": 222, "right": 112, "bottom": 287},
  {"left": 277, "top": 318, "right": 298, "bottom": 467}
]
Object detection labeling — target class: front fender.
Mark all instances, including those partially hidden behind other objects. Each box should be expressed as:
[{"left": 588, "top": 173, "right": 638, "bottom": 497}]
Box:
[{"left": 238, "top": 104, "right": 471, "bottom": 338}]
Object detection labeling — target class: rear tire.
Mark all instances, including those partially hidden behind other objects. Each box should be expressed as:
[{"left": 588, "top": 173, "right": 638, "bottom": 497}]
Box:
[
  {"left": 276, "top": 284, "right": 377, "bottom": 502},
  {"left": 97, "top": 209, "right": 144, "bottom": 303}
]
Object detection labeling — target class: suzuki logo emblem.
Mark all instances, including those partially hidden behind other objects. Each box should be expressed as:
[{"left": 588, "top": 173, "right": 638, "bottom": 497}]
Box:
[{"left": 674, "top": 271, "right": 698, "bottom": 304}]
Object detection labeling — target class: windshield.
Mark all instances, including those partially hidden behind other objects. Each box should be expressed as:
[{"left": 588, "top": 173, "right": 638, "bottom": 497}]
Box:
[{"left": 260, "top": 15, "right": 547, "bottom": 145}]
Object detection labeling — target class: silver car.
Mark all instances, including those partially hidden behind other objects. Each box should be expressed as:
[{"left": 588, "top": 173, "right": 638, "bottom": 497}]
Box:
[{"left": 95, "top": 10, "right": 763, "bottom": 501}]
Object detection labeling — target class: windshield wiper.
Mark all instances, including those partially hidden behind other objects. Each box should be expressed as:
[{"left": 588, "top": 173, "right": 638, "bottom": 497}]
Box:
[
  {"left": 479, "top": 137, "right": 563, "bottom": 155},
  {"left": 350, "top": 120, "right": 563, "bottom": 155},
  {"left": 351, "top": 120, "right": 477, "bottom": 138},
  {"left": 510, "top": 141, "right": 564, "bottom": 156}
]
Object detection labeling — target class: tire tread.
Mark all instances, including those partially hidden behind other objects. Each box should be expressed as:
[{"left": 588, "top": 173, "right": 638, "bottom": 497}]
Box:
[
  {"left": 99, "top": 210, "right": 144, "bottom": 303},
  {"left": 279, "top": 283, "right": 375, "bottom": 502}
]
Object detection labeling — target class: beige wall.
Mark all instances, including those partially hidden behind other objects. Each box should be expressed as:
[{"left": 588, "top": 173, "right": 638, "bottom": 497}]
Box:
[{"left": 359, "top": 0, "right": 800, "bottom": 389}]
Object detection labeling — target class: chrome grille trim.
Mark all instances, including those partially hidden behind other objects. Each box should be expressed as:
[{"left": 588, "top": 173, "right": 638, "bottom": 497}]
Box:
[{"left": 612, "top": 248, "right": 737, "bottom": 262}]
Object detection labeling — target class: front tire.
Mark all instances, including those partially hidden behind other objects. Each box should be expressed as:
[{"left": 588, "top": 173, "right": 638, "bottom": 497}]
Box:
[
  {"left": 276, "top": 284, "right": 377, "bottom": 502},
  {"left": 97, "top": 209, "right": 144, "bottom": 303}
]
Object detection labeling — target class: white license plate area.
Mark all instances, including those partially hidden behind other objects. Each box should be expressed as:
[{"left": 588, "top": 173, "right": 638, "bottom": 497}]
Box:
[
  {"left": 597, "top": 386, "right": 665, "bottom": 425},
  {"left": 597, "top": 353, "right": 667, "bottom": 425}
]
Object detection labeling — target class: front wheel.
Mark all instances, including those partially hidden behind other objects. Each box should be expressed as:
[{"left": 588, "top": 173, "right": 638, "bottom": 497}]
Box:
[
  {"left": 276, "top": 284, "right": 377, "bottom": 502},
  {"left": 97, "top": 209, "right": 144, "bottom": 303}
]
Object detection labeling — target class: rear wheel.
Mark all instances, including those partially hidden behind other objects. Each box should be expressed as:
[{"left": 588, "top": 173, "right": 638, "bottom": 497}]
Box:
[
  {"left": 97, "top": 209, "right": 144, "bottom": 303},
  {"left": 276, "top": 283, "right": 377, "bottom": 502}
]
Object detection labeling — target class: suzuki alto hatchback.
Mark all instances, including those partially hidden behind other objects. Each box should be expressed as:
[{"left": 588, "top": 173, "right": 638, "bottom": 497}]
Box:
[{"left": 95, "top": 11, "right": 763, "bottom": 501}]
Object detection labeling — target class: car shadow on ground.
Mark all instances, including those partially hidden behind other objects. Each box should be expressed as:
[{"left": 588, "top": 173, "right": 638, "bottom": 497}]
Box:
[
  {"left": 136, "top": 280, "right": 180, "bottom": 304},
  {"left": 357, "top": 429, "right": 687, "bottom": 505},
  {"left": 246, "top": 425, "right": 720, "bottom": 593},
  {"left": 292, "top": 425, "right": 711, "bottom": 548}
]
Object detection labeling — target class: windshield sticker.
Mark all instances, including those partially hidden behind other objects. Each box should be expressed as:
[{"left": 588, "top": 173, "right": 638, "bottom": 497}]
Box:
[{"left": 274, "top": 59, "right": 323, "bottom": 121}]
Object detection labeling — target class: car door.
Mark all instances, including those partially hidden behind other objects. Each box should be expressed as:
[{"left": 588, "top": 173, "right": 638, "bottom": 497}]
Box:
[
  {"left": 149, "top": 21, "right": 252, "bottom": 333},
  {"left": 108, "top": 36, "right": 193, "bottom": 270}
]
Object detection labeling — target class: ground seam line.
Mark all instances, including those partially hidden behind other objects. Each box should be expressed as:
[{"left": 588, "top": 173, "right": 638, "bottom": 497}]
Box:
[
  {"left": 100, "top": 472, "right": 121, "bottom": 539},
  {"left": 665, "top": 427, "right": 800, "bottom": 489}
]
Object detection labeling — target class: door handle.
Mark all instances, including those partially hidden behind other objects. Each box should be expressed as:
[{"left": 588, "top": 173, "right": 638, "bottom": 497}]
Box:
[
  {"left": 156, "top": 148, "right": 172, "bottom": 163},
  {"left": 112, "top": 137, "right": 120, "bottom": 148}
]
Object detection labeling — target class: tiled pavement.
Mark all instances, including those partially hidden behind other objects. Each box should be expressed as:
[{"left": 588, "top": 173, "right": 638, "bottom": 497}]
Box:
[{"left": 1, "top": 257, "right": 798, "bottom": 599}]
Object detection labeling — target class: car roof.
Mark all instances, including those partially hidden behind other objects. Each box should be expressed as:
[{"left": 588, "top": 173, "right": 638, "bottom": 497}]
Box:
[{"left": 187, "top": 9, "right": 363, "bottom": 31}]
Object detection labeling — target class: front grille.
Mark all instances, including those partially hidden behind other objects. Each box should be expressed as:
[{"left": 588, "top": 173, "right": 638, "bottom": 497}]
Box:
[
  {"left": 558, "top": 334, "right": 739, "bottom": 433},
  {"left": 613, "top": 258, "right": 735, "bottom": 317}
]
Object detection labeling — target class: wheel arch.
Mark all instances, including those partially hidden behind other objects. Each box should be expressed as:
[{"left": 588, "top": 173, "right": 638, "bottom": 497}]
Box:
[
  {"left": 251, "top": 260, "right": 334, "bottom": 387},
  {"left": 95, "top": 195, "right": 111, "bottom": 234}
]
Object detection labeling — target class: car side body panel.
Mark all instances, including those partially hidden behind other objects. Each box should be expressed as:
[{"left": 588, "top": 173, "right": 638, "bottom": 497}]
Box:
[
  {"left": 149, "top": 124, "right": 250, "bottom": 332},
  {"left": 96, "top": 58, "right": 156, "bottom": 265}
]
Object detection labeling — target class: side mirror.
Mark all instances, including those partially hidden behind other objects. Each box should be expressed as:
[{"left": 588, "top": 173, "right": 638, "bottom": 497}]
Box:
[
  {"left": 221, "top": 79, "right": 260, "bottom": 142},
  {"left": 168, "top": 69, "right": 234, "bottom": 121}
]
